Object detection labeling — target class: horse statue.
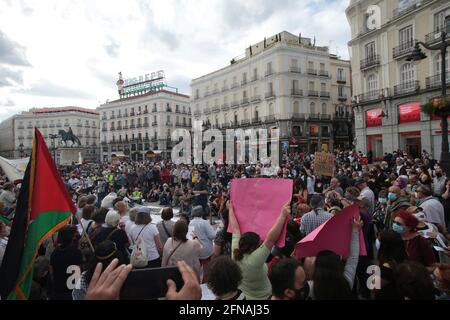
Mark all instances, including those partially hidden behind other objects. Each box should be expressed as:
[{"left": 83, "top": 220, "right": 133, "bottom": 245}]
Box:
[{"left": 58, "top": 127, "right": 81, "bottom": 147}]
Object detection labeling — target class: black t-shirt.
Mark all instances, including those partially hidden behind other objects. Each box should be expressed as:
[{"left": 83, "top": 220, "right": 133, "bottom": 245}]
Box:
[
  {"left": 50, "top": 246, "right": 83, "bottom": 300},
  {"left": 194, "top": 181, "right": 208, "bottom": 207},
  {"left": 94, "top": 227, "right": 130, "bottom": 263}
]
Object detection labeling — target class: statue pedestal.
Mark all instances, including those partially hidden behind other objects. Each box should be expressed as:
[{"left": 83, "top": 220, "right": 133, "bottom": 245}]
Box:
[{"left": 58, "top": 147, "right": 84, "bottom": 165}]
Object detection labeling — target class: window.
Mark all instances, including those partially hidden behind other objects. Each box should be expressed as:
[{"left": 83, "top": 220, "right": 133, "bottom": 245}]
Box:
[
  {"left": 243, "top": 109, "right": 248, "bottom": 120},
  {"left": 291, "top": 59, "right": 298, "bottom": 67},
  {"left": 242, "top": 72, "right": 247, "bottom": 82},
  {"left": 215, "top": 116, "right": 219, "bottom": 126},
  {"left": 320, "top": 63, "right": 325, "bottom": 71},
  {"left": 365, "top": 41, "right": 376, "bottom": 58},
  {"left": 321, "top": 83, "right": 326, "bottom": 92},
  {"left": 400, "top": 63, "right": 415, "bottom": 84},
  {"left": 243, "top": 91, "right": 247, "bottom": 98},
  {"left": 195, "top": 89, "right": 199, "bottom": 98},
  {"left": 310, "top": 102, "right": 316, "bottom": 114},
  {"left": 293, "top": 80, "right": 298, "bottom": 90},
  {"left": 253, "top": 68, "right": 258, "bottom": 79},
  {"left": 234, "top": 112, "right": 238, "bottom": 123},
  {"left": 338, "top": 85, "right": 345, "bottom": 97},
  {"left": 399, "top": 25, "right": 413, "bottom": 46},
  {"left": 434, "top": 52, "right": 450, "bottom": 75},
  {"left": 367, "top": 74, "right": 378, "bottom": 93},
  {"left": 293, "top": 101, "right": 300, "bottom": 114},
  {"left": 224, "top": 113, "right": 228, "bottom": 122},
  {"left": 321, "top": 103, "right": 327, "bottom": 115},
  {"left": 434, "top": 9, "right": 450, "bottom": 32},
  {"left": 337, "top": 68, "right": 344, "bottom": 80},
  {"left": 254, "top": 108, "right": 258, "bottom": 120},
  {"left": 267, "top": 62, "right": 272, "bottom": 74},
  {"left": 309, "top": 81, "right": 315, "bottom": 90},
  {"left": 269, "top": 103, "right": 274, "bottom": 116},
  {"left": 268, "top": 82, "right": 273, "bottom": 93},
  {"left": 308, "top": 61, "right": 314, "bottom": 69}
]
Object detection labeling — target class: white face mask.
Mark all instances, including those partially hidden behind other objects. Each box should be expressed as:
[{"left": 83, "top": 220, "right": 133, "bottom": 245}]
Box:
[{"left": 375, "top": 239, "right": 381, "bottom": 251}]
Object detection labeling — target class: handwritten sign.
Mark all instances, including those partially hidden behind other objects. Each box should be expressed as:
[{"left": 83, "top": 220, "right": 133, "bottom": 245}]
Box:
[{"left": 314, "top": 152, "right": 335, "bottom": 177}]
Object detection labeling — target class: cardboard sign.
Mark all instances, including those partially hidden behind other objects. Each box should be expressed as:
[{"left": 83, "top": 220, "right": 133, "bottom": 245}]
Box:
[
  {"left": 313, "top": 152, "right": 335, "bottom": 177},
  {"left": 227, "top": 178, "right": 293, "bottom": 247},
  {"left": 295, "top": 204, "right": 367, "bottom": 259}
]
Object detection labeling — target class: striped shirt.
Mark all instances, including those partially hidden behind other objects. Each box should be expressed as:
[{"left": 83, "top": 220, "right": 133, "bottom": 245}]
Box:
[{"left": 300, "top": 208, "right": 333, "bottom": 236}]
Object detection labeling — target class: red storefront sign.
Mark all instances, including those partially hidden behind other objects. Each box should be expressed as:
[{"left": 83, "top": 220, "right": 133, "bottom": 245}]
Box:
[
  {"left": 398, "top": 103, "right": 420, "bottom": 123},
  {"left": 366, "top": 109, "right": 382, "bottom": 127},
  {"left": 400, "top": 131, "right": 421, "bottom": 137},
  {"left": 309, "top": 125, "right": 319, "bottom": 135}
]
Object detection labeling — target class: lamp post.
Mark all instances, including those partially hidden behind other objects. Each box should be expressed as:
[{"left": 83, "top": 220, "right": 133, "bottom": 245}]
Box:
[
  {"left": 18, "top": 143, "right": 24, "bottom": 158},
  {"left": 405, "top": 15, "right": 450, "bottom": 175},
  {"left": 49, "top": 134, "right": 59, "bottom": 163}
]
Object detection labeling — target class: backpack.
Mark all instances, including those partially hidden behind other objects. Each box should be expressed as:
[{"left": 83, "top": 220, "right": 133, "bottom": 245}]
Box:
[
  {"left": 130, "top": 224, "right": 149, "bottom": 268},
  {"left": 79, "top": 221, "right": 94, "bottom": 265}
]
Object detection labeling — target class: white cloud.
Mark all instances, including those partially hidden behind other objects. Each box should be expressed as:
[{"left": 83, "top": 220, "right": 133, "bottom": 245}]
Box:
[{"left": 0, "top": 0, "right": 351, "bottom": 122}]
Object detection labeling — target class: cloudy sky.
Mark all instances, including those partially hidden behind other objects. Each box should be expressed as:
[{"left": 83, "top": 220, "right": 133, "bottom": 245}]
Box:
[{"left": 0, "top": 0, "right": 351, "bottom": 122}]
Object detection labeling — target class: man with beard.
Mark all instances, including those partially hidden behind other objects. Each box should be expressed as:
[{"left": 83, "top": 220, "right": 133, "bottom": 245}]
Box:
[{"left": 270, "top": 259, "right": 309, "bottom": 300}]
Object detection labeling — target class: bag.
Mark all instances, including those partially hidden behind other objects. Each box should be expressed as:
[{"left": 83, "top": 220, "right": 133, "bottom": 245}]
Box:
[
  {"left": 79, "top": 221, "right": 94, "bottom": 265},
  {"left": 161, "top": 221, "right": 171, "bottom": 239},
  {"left": 164, "top": 240, "right": 183, "bottom": 266},
  {"left": 130, "top": 224, "right": 149, "bottom": 268}
]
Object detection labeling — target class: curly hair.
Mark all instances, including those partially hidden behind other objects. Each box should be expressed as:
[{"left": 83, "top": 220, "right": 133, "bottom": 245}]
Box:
[{"left": 207, "top": 256, "right": 242, "bottom": 297}]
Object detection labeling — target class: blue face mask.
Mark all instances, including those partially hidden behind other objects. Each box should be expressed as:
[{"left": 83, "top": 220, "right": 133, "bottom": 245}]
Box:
[
  {"left": 392, "top": 222, "right": 405, "bottom": 235},
  {"left": 388, "top": 193, "right": 397, "bottom": 201},
  {"left": 378, "top": 198, "right": 387, "bottom": 204}
]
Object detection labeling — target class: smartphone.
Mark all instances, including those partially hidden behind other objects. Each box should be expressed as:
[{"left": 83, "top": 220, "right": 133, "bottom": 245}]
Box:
[{"left": 119, "top": 266, "right": 183, "bottom": 300}]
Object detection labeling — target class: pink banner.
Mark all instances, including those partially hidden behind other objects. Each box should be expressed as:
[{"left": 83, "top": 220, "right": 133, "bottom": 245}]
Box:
[
  {"left": 228, "top": 178, "right": 293, "bottom": 247},
  {"left": 295, "top": 204, "right": 367, "bottom": 258}
]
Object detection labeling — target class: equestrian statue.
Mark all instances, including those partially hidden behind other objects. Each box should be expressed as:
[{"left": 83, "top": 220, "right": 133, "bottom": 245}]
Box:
[{"left": 58, "top": 127, "right": 82, "bottom": 147}]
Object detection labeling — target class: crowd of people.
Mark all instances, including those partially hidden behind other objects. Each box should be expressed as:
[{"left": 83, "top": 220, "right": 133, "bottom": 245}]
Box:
[{"left": 1, "top": 148, "right": 450, "bottom": 300}]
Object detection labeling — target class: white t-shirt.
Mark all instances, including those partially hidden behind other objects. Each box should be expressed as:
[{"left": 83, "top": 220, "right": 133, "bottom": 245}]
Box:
[{"left": 129, "top": 223, "right": 160, "bottom": 261}]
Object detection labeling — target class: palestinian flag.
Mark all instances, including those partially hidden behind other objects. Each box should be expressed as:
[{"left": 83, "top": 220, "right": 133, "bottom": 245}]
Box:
[{"left": 0, "top": 128, "right": 75, "bottom": 300}]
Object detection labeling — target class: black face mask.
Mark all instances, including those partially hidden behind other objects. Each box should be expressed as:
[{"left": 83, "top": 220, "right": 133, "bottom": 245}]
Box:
[{"left": 292, "top": 283, "right": 310, "bottom": 300}]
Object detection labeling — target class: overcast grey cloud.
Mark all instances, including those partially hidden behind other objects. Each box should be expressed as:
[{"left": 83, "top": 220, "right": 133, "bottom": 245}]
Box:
[
  {"left": 0, "top": 30, "right": 31, "bottom": 66},
  {"left": 21, "top": 80, "right": 95, "bottom": 100},
  {"left": 0, "top": 0, "right": 351, "bottom": 122},
  {"left": 0, "top": 66, "right": 24, "bottom": 87}
]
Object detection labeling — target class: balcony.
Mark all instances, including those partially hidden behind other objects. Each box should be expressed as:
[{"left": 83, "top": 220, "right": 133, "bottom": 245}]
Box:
[
  {"left": 265, "top": 92, "right": 275, "bottom": 100},
  {"left": 240, "top": 97, "right": 249, "bottom": 106},
  {"left": 265, "top": 70, "right": 274, "bottom": 77},
  {"left": 204, "top": 91, "right": 210, "bottom": 97},
  {"left": 426, "top": 72, "right": 450, "bottom": 89},
  {"left": 358, "top": 90, "right": 384, "bottom": 103},
  {"left": 110, "top": 127, "right": 116, "bottom": 131},
  {"left": 335, "top": 111, "right": 352, "bottom": 120},
  {"left": 101, "top": 116, "right": 107, "bottom": 120},
  {"left": 308, "top": 114, "right": 320, "bottom": 120},
  {"left": 338, "top": 94, "right": 348, "bottom": 102},
  {"left": 308, "top": 90, "right": 319, "bottom": 97},
  {"left": 425, "top": 29, "right": 450, "bottom": 48},
  {"left": 143, "top": 123, "right": 149, "bottom": 128},
  {"left": 152, "top": 122, "right": 158, "bottom": 126},
  {"left": 393, "top": 40, "right": 417, "bottom": 59},
  {"left": 231, "top": 101, "right": 239, "bottom": 109},
  {"left": 252, "top": 117, "right": 261, "bottom": 124},
  {"left": 117, "top": 125, "right": 122, "bottom": 130},
  {"left": 64, "top": 123, "right": 69, "bottom": 127},
  {"left": 336, "top": 76, "right": 346, "bottom": 84},
  {"left": 27, "top": 125, "right": 33, "bottom": 129},
  {"left": 360, "top": 55, "right": 380, "bottom": 70},
  {"left": 129, "top": 124, "right": 135, "bottom": 129},
  {"left": 136, "top": 124, "right": 142, "bottom": 128},
  {"left": 307, "top": 68, "right": 317, "bottom": 75},
  {"left": 193, "top": 111, "right": 201, "bottom": 117},
  {"left": 49, "top": 124, "right": 55, "bottom": 128},
  {"left": 393, "top": 80, "right": 420, "bottom": 96},
  {"left": 251, "top": 75, "right": 258, "bottom": 82},
  {"left": 166, "top": 108, "right": 172, "bottom": 112},
  {"left": 265, "top": 115, "right": 276, "bottom": 122},
  {"left": 290, "top": 66, "right": 301, "bottom": 73},
  {"left": 27, "top": 135, "right": 32, "bottom": 139},
  {"left": 321, "top": 114, "right": 332, "bottom": 120},
  {"left": 18, "top": 125, "right": 24, "bottom": 129},
  {"left": 212, "top": 106, "right": 220, "bottom": 113},
  {"left": 56, "top": 123, "right": 62, "bottom": 128},
  {"left": 102, "top": 127, "right": 107, "bottom": 132},
  {"left": 320, "top": 91, "right": 330, "bottom": 98},
  {"left": 175, "top": 109, "right": 182, "bottom": 114},
  {"left": 221, "top": 103, "right": 230, "bottom": 111},
  {"left": 241, "top": 119, "right": 250, "bottom": 125},
  {"left": 152, "top": 108, "right": 157, "bottom": 113},
  {"left": 241, "top": 80, "right": 247, "bottom": 86},
  {"left": 18, "top": 135, "right": 24, "bottom": 140},
  {"left": 213, "top": 89, "right": 220, "bottom": 95},
  {"left": 291, "top": 89, "right": 303, "bottom": 96},
  {"left": 292, "top": 113, "right": 306, "bottom": 120},
  {"left": 166, "top": 121, "right": 173, "bottom": 126},
  {"left": 204, "top": 108, "right": 211, "bottom": 115},
  {"left": 319, "top": 70, "right": 329, "bottom": 77},
  {"left": 194, "top": 95, "right": 200, "bottom": 100},
  {"left": 123, "top": 125, "right": 128, "bottom": 130},
  {"left": 251, "top": 95, "right": 261, "bottom": 103},
  {"left": 230, "top": 82, "right": 238, "bottom": 89},
  {"left": 78, "top": 134, "right": 84, "bottom": 138},
  {"left": 42, "top": 124, "right": 48, "bottom": 128},
  {"left": 116, "top": 114, "right": 122, "bottom": 119},
  {"left": 222, "top": 86, "right": 229, "bottom": 92},
  {"left": 143, "top": 110, "right": 149, "bottom": 114}
]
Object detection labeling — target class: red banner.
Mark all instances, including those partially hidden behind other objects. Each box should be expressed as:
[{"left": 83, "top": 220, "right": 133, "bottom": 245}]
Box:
[
  {"left": 399, "top": 103, "right": 420, "bottom": 124},
  {"left": 366, "top": 109, "right": 382, "bottom": 127}
]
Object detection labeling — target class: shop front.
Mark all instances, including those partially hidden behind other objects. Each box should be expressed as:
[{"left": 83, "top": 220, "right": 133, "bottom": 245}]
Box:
[
  {"left": 365, "top": 109, "right": 383, "bottom": 158},
  {"left": 398, "top": 103, "right": 422, "bottom": 158}
]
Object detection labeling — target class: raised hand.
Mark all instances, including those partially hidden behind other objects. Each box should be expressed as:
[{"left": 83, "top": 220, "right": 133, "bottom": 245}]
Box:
[{"left": 166, "top": 261, "right": 201, "bottom": 300}]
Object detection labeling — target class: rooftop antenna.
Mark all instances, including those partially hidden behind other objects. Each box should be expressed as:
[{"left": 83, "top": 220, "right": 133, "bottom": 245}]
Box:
[
  {"left": 313, "top": 36, "right": 316, "bottom": 47},
  {"left": 298, "top": 32, "right": 301, "bottom": 44}
]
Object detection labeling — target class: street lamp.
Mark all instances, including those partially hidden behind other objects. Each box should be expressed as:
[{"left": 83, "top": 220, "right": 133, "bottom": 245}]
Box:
[
  {"left": 405, "top": 15, "right": 450, "bottom": 175},
  {"left": 49, "top": 134, "right": 59, "bottom": 162}
]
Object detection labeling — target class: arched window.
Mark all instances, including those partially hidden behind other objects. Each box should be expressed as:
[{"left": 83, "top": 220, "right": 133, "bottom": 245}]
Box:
[
  {"left": 293, "top": 101, "right": 300, "bottom": 114},
  {"left": 310, "top": 102, "right": 316, "bottom": 114},
  {"left": 243, "top": 108, "right": 248, "bottom": 120},
  {"left": 400, "top": 63, "right": 415, "bottom": 84},
  {"left": 234, "top": 111, "right": 238, "bottom": 124},
  {"left": 367, "top": 74, "right": 378, "bottom": 93},
  {"left": 321, "top": 103, "right": 327, "bottom": 115},
  {"left": 254, "top": 107, "right": 259, "bottom": 120}
]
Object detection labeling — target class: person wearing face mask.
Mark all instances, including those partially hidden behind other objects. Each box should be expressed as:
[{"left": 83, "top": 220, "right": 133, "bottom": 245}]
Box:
[
  {"left": 270, "top": 258, "right": 310, "bottom": 300},
  {"left": 416, "top": 185, "right": 446, "bottom": 230},
  {"left": 432, "top": 169, "right": 446, "bottom": 199},
  {"left": 384, "top": 186, "right": 411, "bottom": 231},
  {"left": 392, "top": 210, "right": 436, "bottom": 267}
]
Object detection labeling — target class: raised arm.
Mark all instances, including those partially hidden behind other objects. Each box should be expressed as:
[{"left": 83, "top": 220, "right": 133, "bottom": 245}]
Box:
[
  {"left": 227, "top": 200, "right": 240, "bottom": 235},
  {"left": 343, "top": 217, "right": 362, "bottom": 289},
  {"left": 263, "top": 203, "right": 291, "bottom": 250}
]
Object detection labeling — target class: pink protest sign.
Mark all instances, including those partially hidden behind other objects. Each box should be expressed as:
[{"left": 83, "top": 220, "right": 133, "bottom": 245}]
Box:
[
  {"left": 295, "top": 204, "right": 367, "bottom": 258},
  {"left": 227, "top": 178, "right": 293, "bottom": 247}
]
